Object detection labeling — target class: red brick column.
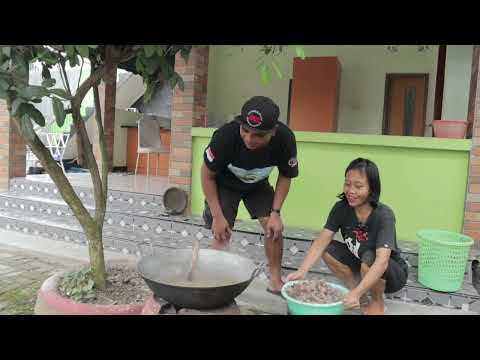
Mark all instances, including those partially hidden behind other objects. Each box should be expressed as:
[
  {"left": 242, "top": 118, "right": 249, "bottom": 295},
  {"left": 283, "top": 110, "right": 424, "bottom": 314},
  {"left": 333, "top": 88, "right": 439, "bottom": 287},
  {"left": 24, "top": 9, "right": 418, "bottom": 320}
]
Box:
[
  {"left": 9, "top": 119, "right": 26, "bottom": 177},
  {"left": 463, "top": 45, "right": 480, "bottom": 243},
  {"left": 0, "top": 100, "right": 26, "bottom": 191},
  {"left": 169, "top": 47, "right": 209, "bottom": 195}
]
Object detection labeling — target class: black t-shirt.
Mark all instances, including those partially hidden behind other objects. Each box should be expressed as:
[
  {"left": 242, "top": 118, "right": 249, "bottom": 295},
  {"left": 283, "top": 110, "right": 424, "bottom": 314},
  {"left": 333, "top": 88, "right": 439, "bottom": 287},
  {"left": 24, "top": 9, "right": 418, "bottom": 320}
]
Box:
[
  {"left": 203, "top": 119, "right": 299, "bottom": 193},
  {"left": 324, "top": 200, "right": 401, "bottom": 260}
]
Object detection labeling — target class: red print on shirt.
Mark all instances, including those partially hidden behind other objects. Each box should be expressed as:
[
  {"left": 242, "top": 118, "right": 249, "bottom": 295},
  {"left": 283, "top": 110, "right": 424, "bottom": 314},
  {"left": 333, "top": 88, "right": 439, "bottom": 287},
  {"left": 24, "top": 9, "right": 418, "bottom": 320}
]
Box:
[{"left": 353, "top": 228, "right": 369, "bottom": 242}]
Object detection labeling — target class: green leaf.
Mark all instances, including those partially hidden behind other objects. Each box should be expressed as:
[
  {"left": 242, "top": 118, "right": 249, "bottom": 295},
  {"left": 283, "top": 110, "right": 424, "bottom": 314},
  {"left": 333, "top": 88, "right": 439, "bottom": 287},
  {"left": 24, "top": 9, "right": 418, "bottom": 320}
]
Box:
[
  {"left": 142, "top": 55, "right": 159, "bottom": 75},
  {"left": 0, "top": 78, "right": 9, "bottom": 91},
  {"left": 18, "top": 103, "right": 46, "bottom": 127},
  {"left": 11, "top": 98, "right": 26, "bottom": 116},
  {"left": 180, "top": 48, "right": 190, "bottom": 64},
  {"left": 11, "top": 50, "right": 29, "bottom": 79},
  {"left": 177, "top": 75, "right": 185, "bottom": 91},
  {"left": 64, "top": 45, "right": 75, "bottom": 58},
  {"left": 41, "top": 78, "right": 56, "bottom": 88},
  {"left": 1, "top": 46, "right": 11, "bottom": 57},
  {"left": 158, "top": 56, "right": 173, "bottom": 79},
  {"left": 42, "top": 52, "right": 58, "bottom": 65},
  {"left": 260, "top": 63, "right": 271, "bottom": 85},
  {"left": 143, "top": 45, "right": 156, "bottom": 57},
  {"left": 49, "top": 88, "right": 70, "bottom": 100},
  {"left": 69, "top": 55, "right": 79, "bottom": 68},
  {"left": 295, "top": 46, "right": 306, "bottom": 60},
  {"left": 17, "top": 85, "right": 49, "bottom": 100},
  {"left": 156, "top": 45, "right": 167, "bottom": 56},
  {"left": 135, "top": 57, "right": 145, "bottom": 73},
  {"left": 271, "top": 60, "right": 283, "bottom": 79},
  {"left": 52, "top": 97, "right": 66, "bottom": 127},
  {"left": 169, "top": 73, "right": 179, "bottom": 90},
  {"left": 87, "top": 45, "right": 98, "bottom": 49},
  {"left": 75, "top": 45, "right": 89, "bottom": 58},
  {"left": 0, "top": 86, "right": 6, "bottom": 100}
]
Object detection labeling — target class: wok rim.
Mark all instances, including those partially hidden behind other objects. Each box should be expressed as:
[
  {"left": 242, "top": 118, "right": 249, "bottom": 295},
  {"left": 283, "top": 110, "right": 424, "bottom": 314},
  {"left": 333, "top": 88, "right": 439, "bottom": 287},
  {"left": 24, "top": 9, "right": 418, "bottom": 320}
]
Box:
[{"left": 137, "top": 249, "right": 257, "bottom": 289}]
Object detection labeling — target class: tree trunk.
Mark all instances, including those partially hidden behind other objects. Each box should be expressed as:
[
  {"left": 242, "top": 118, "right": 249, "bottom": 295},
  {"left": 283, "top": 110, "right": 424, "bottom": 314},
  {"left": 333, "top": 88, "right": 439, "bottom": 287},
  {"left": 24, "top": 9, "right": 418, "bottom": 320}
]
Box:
[
  {"left": 76, "top": 136, "right": 85, "bottom": 167},
  {"left": 85, "top": 222, "right": 107, "bottom": 289}
]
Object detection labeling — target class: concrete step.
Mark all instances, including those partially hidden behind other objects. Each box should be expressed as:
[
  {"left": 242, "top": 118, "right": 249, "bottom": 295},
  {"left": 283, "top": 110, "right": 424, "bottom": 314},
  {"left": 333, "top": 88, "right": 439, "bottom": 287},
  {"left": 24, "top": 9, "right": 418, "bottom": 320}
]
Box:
[{"left": 8, "top": 178, "right": 167, "bottom": 215}]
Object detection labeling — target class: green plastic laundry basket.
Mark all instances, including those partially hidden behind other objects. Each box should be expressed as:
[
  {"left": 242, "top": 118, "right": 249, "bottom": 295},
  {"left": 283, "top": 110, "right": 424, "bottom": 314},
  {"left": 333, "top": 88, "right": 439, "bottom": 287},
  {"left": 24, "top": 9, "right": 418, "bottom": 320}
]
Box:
[{"left": 417, "top": 229, "right": 473, "bottom": 292}]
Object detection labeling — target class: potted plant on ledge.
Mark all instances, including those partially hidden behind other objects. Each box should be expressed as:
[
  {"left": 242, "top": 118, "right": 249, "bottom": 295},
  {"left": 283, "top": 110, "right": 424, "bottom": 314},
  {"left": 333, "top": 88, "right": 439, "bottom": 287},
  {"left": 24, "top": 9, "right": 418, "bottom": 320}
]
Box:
[{"left": 432, "top": 120, "right": 468, "bottom": 139}]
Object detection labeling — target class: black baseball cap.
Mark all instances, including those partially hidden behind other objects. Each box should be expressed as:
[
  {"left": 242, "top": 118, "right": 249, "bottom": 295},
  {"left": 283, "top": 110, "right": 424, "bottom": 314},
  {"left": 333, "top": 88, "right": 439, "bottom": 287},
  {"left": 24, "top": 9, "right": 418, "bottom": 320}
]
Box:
[{"left": 236, "top": 96, "right": 280, "bottom": 132}]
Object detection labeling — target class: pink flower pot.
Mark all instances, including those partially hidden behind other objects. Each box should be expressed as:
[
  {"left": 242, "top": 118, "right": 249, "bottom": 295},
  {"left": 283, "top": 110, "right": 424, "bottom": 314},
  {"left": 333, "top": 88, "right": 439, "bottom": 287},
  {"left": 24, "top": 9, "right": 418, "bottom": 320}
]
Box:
[
  {"left": 34, "top": 274, "right": 146, "bottom": 315},
  {"left": 432, "top": 120, "right": 467, "bottom": 139}
]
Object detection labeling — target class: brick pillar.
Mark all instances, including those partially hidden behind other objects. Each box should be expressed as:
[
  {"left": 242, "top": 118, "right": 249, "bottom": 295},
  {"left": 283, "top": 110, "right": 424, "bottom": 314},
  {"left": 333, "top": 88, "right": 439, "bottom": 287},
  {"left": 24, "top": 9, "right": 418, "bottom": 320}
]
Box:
[
  {"left": 463, "top": 45, "right": 480, "bottom": 243},
  {"left": 0, "top": 100, "right": 26, "bottom": 191},
  {"left": 169, "top": 47, "right": 209, "bottom": 196},
  {"left": 0, "top": 100, "right": 9, "bottom": 191},
  {"left": 9, "top": 119, "right": 26, "bottom": 178}
]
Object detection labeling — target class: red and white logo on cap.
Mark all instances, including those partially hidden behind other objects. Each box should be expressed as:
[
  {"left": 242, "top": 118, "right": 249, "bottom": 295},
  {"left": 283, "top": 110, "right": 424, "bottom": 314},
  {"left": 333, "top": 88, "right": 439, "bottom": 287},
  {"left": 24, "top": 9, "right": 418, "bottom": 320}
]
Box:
[
  {"left": 206, "top": 147, "right": 215, "bottom": 162},
  {"left": 246, "top": 110, "right": 263, "bottom": 128}
]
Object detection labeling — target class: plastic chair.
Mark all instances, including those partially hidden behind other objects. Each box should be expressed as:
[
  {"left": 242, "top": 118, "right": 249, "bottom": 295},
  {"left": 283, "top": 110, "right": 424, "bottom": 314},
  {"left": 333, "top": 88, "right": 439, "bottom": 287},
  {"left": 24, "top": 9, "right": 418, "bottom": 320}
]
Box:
[{"left": 135, "top": 116, "right": 169, "bottom": 177}]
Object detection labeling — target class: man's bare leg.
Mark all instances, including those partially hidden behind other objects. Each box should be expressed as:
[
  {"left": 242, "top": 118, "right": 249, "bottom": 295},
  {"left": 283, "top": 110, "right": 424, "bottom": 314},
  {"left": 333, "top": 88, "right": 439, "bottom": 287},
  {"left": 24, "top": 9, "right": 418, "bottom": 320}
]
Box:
[{"left": 259, "top": 217, "right": 284, "bottom": 292}]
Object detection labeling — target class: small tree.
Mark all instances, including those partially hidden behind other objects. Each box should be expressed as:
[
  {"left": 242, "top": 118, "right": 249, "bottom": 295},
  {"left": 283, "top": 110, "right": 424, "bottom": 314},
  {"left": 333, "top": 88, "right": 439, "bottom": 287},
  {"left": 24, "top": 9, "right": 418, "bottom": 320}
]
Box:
[{"left": 0, "top": 45, "right": 303, "bottom": 290}]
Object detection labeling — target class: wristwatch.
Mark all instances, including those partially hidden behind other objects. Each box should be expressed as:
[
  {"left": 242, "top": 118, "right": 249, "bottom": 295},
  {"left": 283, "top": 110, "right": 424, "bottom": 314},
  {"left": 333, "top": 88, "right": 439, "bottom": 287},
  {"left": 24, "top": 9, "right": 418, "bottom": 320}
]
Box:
[{"left": 271, "top": 208, "right": 281, "bottom": 215}]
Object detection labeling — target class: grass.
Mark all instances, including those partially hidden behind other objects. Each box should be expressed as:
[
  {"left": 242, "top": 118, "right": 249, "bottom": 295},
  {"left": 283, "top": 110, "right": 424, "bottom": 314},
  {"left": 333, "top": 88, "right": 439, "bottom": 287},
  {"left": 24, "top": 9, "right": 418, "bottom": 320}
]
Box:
[{"left": 0, "top": 280, "right": 43, "bottom": 315}]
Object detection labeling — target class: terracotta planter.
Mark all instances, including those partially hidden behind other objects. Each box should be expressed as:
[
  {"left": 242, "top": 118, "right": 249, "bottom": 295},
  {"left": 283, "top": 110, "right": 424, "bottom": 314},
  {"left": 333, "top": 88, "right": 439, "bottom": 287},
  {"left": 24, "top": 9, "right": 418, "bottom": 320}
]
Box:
[
  {"left": 34, "top": 260, "right": 148, "bottom": 315},
  {"left": 432, "top": 120, "right": 467, "bottom": 139}
]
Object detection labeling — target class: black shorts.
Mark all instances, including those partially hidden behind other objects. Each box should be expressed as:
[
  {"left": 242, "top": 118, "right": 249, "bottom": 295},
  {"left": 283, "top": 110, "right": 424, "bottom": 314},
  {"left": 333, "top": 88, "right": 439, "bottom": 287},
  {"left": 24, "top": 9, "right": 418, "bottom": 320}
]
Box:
[
  {"left": 203, "top": 182, "right": 274, "bottom": 229},
  {"left": 326, "top": 240, "right": 408, "bottom": 294}
]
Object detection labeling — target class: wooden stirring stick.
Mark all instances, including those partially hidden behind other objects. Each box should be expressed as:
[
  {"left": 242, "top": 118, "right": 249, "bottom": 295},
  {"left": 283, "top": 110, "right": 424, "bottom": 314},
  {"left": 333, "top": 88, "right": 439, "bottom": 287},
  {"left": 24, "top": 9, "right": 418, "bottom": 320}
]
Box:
[{"left": 187, "top": 238, "right": 200, "bottom": 281}]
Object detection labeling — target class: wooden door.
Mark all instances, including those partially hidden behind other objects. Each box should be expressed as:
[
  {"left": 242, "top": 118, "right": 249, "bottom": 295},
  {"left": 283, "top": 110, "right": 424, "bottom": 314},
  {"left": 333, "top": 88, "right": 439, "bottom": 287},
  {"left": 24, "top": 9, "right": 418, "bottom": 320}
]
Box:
[
  {"left": 289, "top": 57, "right": 341, "bottom": 132},
  {"left": 383, "top": 74, "right": 428, "bottom": 136}
]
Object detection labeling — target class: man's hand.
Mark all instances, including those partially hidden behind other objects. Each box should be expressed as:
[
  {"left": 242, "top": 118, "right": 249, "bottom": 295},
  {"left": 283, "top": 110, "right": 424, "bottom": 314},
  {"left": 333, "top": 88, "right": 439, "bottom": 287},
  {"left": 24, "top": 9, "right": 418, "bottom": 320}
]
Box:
[
  {"left": 343, "top": 290, "right": 361, "bottom": 310},
  {"left": 211, "top": 215, "right": 232, "bottom": 249},
  {"left": 284, "top": 270, "right": 306, "bottom": 282},
  {"left": 266, "top": 212, "right": 284, "bottom": 241}
]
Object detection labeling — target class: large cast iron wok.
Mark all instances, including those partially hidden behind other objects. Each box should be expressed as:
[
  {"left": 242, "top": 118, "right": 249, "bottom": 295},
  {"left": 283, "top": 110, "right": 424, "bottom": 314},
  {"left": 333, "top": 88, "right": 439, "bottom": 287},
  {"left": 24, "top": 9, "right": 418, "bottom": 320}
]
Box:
[{"left": 137, "top": 248, "right": 263, "bottom": 309}]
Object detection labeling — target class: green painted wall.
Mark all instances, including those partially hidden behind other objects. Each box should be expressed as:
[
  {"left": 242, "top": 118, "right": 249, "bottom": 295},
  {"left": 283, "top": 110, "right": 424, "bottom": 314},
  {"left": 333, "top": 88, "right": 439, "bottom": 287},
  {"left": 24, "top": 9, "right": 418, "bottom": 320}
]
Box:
[{"left": 191, "top": 128, "right": 471, "bottom": 242}]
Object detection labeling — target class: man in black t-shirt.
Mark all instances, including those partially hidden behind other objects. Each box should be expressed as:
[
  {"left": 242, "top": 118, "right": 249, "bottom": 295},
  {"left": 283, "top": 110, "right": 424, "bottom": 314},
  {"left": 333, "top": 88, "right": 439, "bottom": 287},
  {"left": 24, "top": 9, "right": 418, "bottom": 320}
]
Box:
[{"left": 201, "top": 96, "right": 299, "bottom": 294}]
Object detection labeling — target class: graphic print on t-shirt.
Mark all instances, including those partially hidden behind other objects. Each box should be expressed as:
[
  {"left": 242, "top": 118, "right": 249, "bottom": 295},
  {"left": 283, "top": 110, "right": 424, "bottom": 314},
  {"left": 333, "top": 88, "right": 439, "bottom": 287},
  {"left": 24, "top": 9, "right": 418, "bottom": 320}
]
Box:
[
  {"left": 227, "top": 163, "right": 274, "bottom": 184},
  {"left": 346, "top": 226, "right": 370, "bottom": 259},
  {"left": 345, "top": 237, "right": 360, "bottom": 258},
  {"left": 352, "top": 227, "right": 369, "bottom": 242}
]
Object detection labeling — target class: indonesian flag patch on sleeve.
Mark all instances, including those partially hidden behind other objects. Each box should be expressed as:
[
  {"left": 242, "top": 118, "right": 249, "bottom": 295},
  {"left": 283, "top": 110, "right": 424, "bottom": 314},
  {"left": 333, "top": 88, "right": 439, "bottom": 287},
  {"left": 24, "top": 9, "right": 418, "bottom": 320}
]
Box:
[{"left": 206, "top": 147, "right": 215, "bottom": 162}]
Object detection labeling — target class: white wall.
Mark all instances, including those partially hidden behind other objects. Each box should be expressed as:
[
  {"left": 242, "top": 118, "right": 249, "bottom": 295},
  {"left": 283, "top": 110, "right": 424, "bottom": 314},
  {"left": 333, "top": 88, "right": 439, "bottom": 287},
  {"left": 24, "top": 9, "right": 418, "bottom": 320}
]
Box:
[
  {"left": 442, "top": 45, "right": 473, "bottom": 120},
  {"left": 207, "top": 45, "right": 440, "bottom": 135}
]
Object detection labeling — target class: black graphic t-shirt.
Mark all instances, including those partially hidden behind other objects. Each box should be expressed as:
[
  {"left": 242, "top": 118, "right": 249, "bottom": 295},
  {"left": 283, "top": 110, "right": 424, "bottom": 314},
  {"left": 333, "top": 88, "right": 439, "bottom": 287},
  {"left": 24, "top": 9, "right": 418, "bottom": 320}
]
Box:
[
  {"left": 203, "top": 119, "right": 299, "bottom": 193},
  {"left": 324, "top": 200, "right": 402, "bottom": 260}
]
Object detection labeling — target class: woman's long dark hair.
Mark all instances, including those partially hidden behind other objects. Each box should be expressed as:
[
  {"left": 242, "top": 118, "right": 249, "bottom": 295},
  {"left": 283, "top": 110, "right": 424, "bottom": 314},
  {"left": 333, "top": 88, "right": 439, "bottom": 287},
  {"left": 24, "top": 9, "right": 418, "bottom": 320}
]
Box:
[{"left": 338, "top": 158, "right": 381, "bottom": 207}]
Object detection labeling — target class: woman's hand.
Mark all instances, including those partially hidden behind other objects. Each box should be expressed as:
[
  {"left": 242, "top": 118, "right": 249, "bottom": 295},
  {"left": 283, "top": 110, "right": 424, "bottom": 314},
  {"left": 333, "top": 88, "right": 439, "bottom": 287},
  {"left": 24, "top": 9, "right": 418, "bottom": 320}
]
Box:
[
  {"left": 343, "top": 290, "right": 361, "bottom": 310},
  {"left": 285, "top": 270, "right": 307, "bottom": 282}
]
